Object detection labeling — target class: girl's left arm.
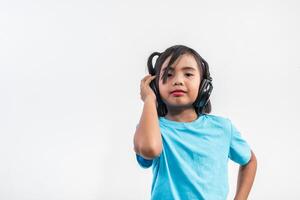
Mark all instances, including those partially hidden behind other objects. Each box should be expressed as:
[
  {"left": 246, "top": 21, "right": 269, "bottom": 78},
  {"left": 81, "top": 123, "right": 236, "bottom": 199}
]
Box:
[{"left": 234, "top": 150, "right": 257, "bottom": 200}]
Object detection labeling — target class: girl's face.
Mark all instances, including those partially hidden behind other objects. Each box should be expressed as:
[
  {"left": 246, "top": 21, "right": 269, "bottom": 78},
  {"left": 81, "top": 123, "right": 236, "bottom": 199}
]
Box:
[{"left": 158, "top": 53, "right": 201, "bottom": 109}]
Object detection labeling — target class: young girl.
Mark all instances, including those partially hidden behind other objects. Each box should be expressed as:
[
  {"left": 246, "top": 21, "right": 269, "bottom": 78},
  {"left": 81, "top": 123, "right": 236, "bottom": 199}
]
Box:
[{"left": 133, "top": 45, "right": 257, "bottom": 200}]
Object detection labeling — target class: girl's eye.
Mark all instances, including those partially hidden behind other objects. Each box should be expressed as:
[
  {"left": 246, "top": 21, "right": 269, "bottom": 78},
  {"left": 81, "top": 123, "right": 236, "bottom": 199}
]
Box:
[{"left": 167, "top": 73, "right": 193, "bottom": 77}]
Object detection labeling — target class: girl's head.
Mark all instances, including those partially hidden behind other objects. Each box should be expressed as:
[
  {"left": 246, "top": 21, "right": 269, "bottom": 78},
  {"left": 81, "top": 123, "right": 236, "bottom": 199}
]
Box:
[{"left": 147, "top": 44, "right": 212, "bottom": 117}]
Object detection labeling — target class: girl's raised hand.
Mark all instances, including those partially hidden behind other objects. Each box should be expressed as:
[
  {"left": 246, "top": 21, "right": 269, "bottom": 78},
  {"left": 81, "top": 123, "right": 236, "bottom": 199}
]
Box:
[{"left": 140, "top": 74, "right": 157, "bottom": 102}]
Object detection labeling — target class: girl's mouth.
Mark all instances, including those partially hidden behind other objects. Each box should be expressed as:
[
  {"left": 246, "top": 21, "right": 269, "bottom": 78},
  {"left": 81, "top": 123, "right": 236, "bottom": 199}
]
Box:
[{"left": 171, "top": 92, "right": 185, "bottom": 97}]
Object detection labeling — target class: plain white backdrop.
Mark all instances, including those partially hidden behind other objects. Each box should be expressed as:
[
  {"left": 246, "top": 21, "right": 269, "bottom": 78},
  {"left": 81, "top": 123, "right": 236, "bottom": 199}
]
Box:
[{"left": 1, "top": 0, "right": 300, "bottom": 199}]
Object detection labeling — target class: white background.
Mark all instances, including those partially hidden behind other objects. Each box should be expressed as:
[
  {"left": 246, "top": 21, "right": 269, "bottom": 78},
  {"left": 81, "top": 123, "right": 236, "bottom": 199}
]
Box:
[{"left": 1, "top": 0, "right": 300, "bottom": 199}]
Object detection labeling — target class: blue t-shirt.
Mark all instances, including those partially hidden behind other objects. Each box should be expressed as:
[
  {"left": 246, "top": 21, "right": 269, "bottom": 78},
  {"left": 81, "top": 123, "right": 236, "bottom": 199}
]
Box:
[{"left": 135, "top": 114, "right": 252, "bottom": 200}]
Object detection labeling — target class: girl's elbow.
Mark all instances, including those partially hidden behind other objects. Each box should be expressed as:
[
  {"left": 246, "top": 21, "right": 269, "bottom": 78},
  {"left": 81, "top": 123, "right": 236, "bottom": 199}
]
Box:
[{"left": 136, "top": 142, "right": 162, "bottom": 160}]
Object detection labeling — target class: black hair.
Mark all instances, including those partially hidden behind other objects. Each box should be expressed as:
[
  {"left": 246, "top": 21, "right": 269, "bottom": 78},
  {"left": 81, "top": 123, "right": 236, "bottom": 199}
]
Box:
[{"left": 147, "top": 44, "right": 212, "bottom": 117}]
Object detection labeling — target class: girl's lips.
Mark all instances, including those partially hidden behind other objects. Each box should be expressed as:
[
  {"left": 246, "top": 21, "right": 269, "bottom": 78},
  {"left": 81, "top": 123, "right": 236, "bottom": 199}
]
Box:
[{"left": 171, "top": 91, "right": 185, "bottom": 96}]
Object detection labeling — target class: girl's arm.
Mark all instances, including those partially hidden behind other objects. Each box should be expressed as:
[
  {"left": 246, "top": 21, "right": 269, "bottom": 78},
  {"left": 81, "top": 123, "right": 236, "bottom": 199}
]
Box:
[
  {"left": 133, "top": 75, "right": 162, "bottom": 160},
  {"left": 133, "top": 96, "right": 162, "bottom": 160},
  {"left": 234, "top": 150, "right": 257, "bottom": 200}
]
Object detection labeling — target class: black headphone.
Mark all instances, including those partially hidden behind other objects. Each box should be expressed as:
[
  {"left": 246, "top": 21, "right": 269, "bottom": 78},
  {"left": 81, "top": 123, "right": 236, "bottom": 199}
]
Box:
[{"left": 147, "top": 52, "right": 213, "bottom": 117}]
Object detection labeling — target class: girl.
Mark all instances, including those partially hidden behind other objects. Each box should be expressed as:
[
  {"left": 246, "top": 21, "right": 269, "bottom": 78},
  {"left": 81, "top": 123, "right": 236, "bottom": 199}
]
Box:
[{"left": 133, "top": 45, "right": 257, "bottom": 200}]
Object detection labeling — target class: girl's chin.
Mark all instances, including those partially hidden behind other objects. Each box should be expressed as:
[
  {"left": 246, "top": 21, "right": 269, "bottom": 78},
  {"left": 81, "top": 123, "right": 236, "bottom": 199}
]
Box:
[
  {"left": 164, "top": 101, "right": 194, "bottom": 108},
  {"left": 162, "top": 97, "right": 195, "bottom": 106}
]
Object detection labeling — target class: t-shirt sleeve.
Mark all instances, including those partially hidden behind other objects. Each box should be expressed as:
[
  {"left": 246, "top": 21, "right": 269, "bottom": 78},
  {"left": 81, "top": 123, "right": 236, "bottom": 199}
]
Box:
[
  {"left": 136, "top": 153, "right": 154, "bottom": 169},
  {"left": 134, "top": 123, "right": 154, "bottom": 169},
  {"left": 228, "top": 119, "right": 252, "bottom": 166}
]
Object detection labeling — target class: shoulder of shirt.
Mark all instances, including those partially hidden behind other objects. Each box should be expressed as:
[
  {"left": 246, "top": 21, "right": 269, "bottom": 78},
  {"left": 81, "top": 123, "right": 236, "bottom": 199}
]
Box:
[
  {"left": 204, "top": 114, "right": 233, "bottom": 138},
  {"left": 204, "top": 113, "right": 231, "bottom": 124}
]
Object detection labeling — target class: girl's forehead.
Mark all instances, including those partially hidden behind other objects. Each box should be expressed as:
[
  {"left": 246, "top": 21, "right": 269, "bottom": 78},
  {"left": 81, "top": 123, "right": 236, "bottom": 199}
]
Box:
[{"left": 161, "top": 54, "right": 199, "bottom": 72}]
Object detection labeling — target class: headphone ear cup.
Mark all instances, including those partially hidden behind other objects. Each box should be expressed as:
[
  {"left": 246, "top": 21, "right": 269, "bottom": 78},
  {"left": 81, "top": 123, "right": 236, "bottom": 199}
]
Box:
[
  {"left": 149, "top": 78, "right": 168, "bottom": 116},
  {"left": 149, "top": 77, "right": 159, "bottom": 99},
  {"left": 195, "top": 79, "right": 213, "bottom": 110}
]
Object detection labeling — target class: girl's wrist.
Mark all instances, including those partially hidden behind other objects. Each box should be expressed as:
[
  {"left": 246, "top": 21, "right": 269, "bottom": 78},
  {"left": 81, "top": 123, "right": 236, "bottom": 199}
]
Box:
[
  {"left": 234, "top": 195, "right": 247, "bottom": 200},
  {"left": 144, "top": 96, "right": 156, "bottom": 103}
]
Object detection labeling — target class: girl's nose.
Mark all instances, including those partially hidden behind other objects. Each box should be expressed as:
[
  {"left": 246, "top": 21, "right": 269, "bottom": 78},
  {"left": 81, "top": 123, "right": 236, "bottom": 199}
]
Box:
[
  {"left": 172, "top": 73, "right": 185, "bottom": 85},
  {"left": 172, "top": 76, "right": 184, "bottom": 86},
  {"left": 173, "top": 81, "right": 183, "bottom": 86}
]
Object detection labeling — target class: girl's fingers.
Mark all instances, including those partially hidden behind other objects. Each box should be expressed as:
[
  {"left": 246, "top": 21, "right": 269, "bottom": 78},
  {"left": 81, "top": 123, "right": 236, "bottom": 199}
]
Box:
[
  {"left": 142, "top": 74, "right": 151, "bottom": 81},
  {"left": 145, "top": 75, "right": 156, "bottom": 85}
]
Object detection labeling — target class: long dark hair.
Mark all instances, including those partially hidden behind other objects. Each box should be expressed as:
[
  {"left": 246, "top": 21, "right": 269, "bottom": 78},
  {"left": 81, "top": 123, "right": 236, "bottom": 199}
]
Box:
[{"left": 147, "top": 44, "right": 212, "bottom": 117}]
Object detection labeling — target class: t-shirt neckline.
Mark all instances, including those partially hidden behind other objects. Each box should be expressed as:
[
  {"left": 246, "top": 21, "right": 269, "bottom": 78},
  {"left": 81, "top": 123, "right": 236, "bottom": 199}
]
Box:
[{"left": 159, "top": 114, "right": 206, "bottom": 128}]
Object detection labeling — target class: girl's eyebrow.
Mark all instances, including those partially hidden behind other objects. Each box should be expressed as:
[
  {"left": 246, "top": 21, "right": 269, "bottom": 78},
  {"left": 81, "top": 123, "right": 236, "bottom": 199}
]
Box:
[{"left": 162, "top": 66, "right": 196, "bottom": 72}]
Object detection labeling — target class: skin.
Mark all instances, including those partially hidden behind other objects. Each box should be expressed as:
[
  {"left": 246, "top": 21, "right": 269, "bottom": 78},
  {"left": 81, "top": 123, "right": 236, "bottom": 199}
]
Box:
[
  {"left": 158, "top": 53, "right": 201, "bottom": 122},
  {"left": 234, "top": 150, "right": 257, "bottom": 200},
  {"left": 136, "top": 53, "right": 257, "bottom": 199}
]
